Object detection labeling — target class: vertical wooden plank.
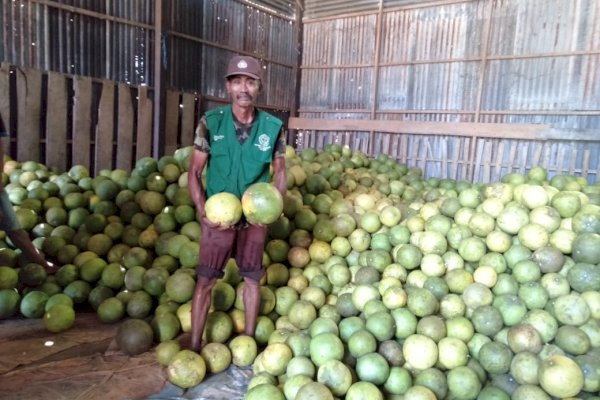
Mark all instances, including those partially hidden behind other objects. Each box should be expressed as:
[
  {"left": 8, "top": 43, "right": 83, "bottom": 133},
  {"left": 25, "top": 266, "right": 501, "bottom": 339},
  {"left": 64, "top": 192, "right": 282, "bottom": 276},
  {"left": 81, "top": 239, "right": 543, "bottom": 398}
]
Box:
[
  {"left": 180, "top": 92, "right": 195, "bottom": 147},
  {"left": 557, "top": 145, "right": 566, "bottom": 176},
  {"left": 45, "top": 72, "right": 68, "bottom": 172},
  {"left": 450, "top": 138, "right": 460, "bottom": 181},
  {"left": 569, "top": 148, "right": 577, "bottom": 175},
  {"left": 136, "top": 86, "right": 153, "bottom": 160},
  {"left": 531, "top": 142, "right": 543, "bottom": 168},
  {"left": 72, "top": 76, "right": 92, "bottom": 168},
  {"left": 494, "top": 139, "right": 505, "bottom": 182},
  {"left": 0, "top": 63, "right": 11, "bottom": 138},
  {"left": 507, "top": 142, "right": 517, "bottom": 174},
  {"left": 116, "top": 83, "right": 134, "bottom": 171},
  {"left": 164, "top": 90, "right": 180, "bottom": 156},
  {"left": 95, "top": 81, "right": 115, "bottom": 174},
  {"left": 582, "top": 149, "right": 590, "bottom": 180},
  {"left": 16, "top": 68, "right": 42, "bottom": 162}
]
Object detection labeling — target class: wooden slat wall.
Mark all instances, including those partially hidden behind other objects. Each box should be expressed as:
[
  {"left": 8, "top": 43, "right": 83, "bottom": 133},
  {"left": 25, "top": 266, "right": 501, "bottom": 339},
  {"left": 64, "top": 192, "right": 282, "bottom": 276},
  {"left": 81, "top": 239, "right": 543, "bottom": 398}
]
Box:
[{"left": 0, "top": 65, "right": 200, "bottom": 174}]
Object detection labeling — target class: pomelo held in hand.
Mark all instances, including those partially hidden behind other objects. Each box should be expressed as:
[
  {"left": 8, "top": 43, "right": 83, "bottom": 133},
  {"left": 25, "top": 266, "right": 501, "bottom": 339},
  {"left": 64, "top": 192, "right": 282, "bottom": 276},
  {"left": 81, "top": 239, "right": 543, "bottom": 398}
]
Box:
[
  {"left": 204, "top": 192, "right": 242, "bottom": 226},
  {"left": 241, "top": 182, "right": 283, "bottom": 225}
]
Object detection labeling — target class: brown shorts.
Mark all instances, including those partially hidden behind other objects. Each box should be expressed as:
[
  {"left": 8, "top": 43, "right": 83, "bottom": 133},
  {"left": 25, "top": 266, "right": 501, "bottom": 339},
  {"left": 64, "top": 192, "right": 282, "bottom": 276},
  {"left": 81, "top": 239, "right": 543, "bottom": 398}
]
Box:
[{"left": 196, "top": 219, "right": 267, "bottom": 282}]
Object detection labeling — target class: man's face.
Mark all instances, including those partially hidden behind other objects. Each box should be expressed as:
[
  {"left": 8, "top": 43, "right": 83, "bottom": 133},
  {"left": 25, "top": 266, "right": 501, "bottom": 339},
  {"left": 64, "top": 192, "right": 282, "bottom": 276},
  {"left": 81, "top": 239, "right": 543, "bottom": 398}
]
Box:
[{"left": 226, "top": 75, "right": 261, "bottom": 108}]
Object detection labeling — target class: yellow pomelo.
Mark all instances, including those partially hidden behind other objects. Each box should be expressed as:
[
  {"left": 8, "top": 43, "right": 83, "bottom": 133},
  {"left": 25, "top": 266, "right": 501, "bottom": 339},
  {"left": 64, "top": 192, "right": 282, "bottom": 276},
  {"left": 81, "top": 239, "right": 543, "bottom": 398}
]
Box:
[
  {"left": 538, "top": 355, "right": 584, "bottom": 398},
  {"left": 205, "top": 192, "right": 242, "bottom": 226}
]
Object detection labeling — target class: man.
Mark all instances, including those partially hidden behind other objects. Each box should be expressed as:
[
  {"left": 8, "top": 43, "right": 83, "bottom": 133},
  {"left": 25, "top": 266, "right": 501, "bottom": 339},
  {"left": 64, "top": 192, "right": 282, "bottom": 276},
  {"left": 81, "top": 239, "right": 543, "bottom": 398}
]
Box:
[
  {"left": 0, "top": 121, "right": 57, "bottom": 273},
  {"left": 187, "top": 55, "right": 286, "bottom": 352}
]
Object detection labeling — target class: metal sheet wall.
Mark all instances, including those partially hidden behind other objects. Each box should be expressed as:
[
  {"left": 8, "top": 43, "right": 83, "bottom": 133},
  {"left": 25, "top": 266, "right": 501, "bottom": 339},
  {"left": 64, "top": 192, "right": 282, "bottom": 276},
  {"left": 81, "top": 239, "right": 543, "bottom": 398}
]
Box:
[
  {"left": 298, "top": 0, "right": 600, "bottom": 182},
  {"left": 0, "top": 0, "right": 154, "bottom": 85},
  {"left": 0, "top": 0, "right": 298, "bottom": 110},
  {"left": 168, "top": 0, "right": 298, "bottom": 110},
  {"left": 0, "top": 0, "right": 299, "bottom": 169}
]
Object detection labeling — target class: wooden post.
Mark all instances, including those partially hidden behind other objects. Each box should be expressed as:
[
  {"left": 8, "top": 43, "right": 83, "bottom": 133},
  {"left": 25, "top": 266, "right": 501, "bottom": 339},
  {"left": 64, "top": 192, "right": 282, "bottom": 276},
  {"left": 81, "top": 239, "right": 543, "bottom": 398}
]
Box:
[{"left": 152, "top": 0, "right": 167, "bottom": 159}]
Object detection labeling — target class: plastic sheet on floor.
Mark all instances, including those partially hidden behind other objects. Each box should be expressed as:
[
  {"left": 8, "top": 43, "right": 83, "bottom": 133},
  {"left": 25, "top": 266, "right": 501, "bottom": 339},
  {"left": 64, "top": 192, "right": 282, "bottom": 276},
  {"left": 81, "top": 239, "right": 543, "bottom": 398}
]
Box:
[{"left": 148, "top": 364, "right": 253, "bottom": 400}]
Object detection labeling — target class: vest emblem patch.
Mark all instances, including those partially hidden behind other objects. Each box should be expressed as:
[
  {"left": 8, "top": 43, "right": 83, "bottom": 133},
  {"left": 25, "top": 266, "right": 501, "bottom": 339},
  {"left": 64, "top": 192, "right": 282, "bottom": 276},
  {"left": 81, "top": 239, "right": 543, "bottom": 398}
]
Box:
[
  {"left": 213, "top": 135, "right": 225, "bottom": 141},
  {"left": 255, "top": 134, "right": 271, "bottom": 151}
]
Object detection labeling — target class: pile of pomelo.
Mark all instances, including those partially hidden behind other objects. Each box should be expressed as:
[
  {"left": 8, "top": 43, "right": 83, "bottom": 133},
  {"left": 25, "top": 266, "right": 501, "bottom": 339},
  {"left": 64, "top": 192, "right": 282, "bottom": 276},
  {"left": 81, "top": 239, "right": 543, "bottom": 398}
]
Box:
[{"left": 1, "top": 142, "right": 600, "bottom": 399}]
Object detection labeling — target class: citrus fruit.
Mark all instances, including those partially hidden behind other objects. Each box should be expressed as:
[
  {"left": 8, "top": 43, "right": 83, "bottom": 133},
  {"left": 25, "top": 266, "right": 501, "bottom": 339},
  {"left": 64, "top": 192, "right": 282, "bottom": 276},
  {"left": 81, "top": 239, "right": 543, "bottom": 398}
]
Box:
[
  {"left": 162, "top": 272, "right": 194, "bottom": 304},
  {"left": 446, "top": 366, "right": 482, "bottom": 399},
  {"left": 151, "top": 312, "right": 181, "bottom": 342},
  {"left": 345, "top": 381, "right": 384, "bottom": 400},
  {"left": 43, "top": 304, "right": 76, "bottom": 332},
  {"left": 229, "top": 335, "right": 258, "bottom": 367},
  {"left": 309, "top": 332, "right": 344, "bottom": 367},
  {"left": 97, "top": 297, "right": 125, "bottom": 323},
  {"left": 241, "top": 182, "right": 284, "bottom": 225},
  {"left": 20, "top": 290, "right": 49, "bottom": 318},
  {"left": 204, "top": 192, "right": 243, "bottom": 226},
  {"left": 0, "top": 288, "right": 20, "bottom": 319},
  {"left": 538, "top": 354, "right": 584, "bottom": 398},
  {"left": 167, "top": 349, "right": 206, "bottom": 388},
  {"left": 116, "top": 318, "right": 154, "bottom": 355},
  {"left": 0, "top": 266, "right": 18, "bottom": 290}
]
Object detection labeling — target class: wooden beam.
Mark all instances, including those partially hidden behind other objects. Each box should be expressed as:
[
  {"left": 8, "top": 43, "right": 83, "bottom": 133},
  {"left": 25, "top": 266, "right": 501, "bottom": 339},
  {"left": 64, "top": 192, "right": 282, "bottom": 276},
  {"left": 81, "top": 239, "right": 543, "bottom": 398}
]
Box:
[
  {"left": 289, "top": 118, "right": 600, "bottom": 142},
  {"left": 288, "top": 117, "right": 548, "bottom": 139}
]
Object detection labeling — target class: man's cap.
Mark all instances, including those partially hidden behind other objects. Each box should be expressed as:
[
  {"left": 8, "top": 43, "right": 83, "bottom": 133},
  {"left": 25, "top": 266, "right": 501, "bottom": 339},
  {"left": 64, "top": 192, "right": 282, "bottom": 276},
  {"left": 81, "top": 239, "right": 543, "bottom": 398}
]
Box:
[{"left": 225, "top": 55, "right": 262, "bottom": 80}]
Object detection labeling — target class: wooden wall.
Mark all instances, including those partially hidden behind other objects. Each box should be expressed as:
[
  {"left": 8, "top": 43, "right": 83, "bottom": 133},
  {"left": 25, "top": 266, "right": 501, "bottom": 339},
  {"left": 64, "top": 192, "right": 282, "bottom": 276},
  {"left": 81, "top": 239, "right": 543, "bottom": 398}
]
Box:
[{"left": 0, "top": 63, "right": 199, "bottom": 175}]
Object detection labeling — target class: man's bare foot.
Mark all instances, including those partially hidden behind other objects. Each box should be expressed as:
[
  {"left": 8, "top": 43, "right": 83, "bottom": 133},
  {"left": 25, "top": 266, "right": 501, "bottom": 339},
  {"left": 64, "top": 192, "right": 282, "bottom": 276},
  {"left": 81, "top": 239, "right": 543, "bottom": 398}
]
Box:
[{"left": 178, "top": 333, "right": 204, "bottom": 352}]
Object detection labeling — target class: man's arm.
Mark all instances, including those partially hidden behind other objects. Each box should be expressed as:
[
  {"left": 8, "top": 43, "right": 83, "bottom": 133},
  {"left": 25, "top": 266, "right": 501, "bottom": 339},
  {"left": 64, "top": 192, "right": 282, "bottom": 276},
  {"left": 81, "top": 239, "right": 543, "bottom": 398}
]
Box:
[
  {"left": 188, "top": 148, "right": 209, "bottom": 219},
  {"left": 188, "top": 119, "right": 210, "bottom": 219}
]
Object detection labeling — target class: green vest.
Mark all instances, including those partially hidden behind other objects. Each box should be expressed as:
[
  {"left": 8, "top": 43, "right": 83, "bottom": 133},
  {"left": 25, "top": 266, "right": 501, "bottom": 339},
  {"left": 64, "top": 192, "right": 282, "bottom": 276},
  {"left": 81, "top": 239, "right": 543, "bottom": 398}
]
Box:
[{"left": 205, "top": 105, "right": 282, "bottom": 198}]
